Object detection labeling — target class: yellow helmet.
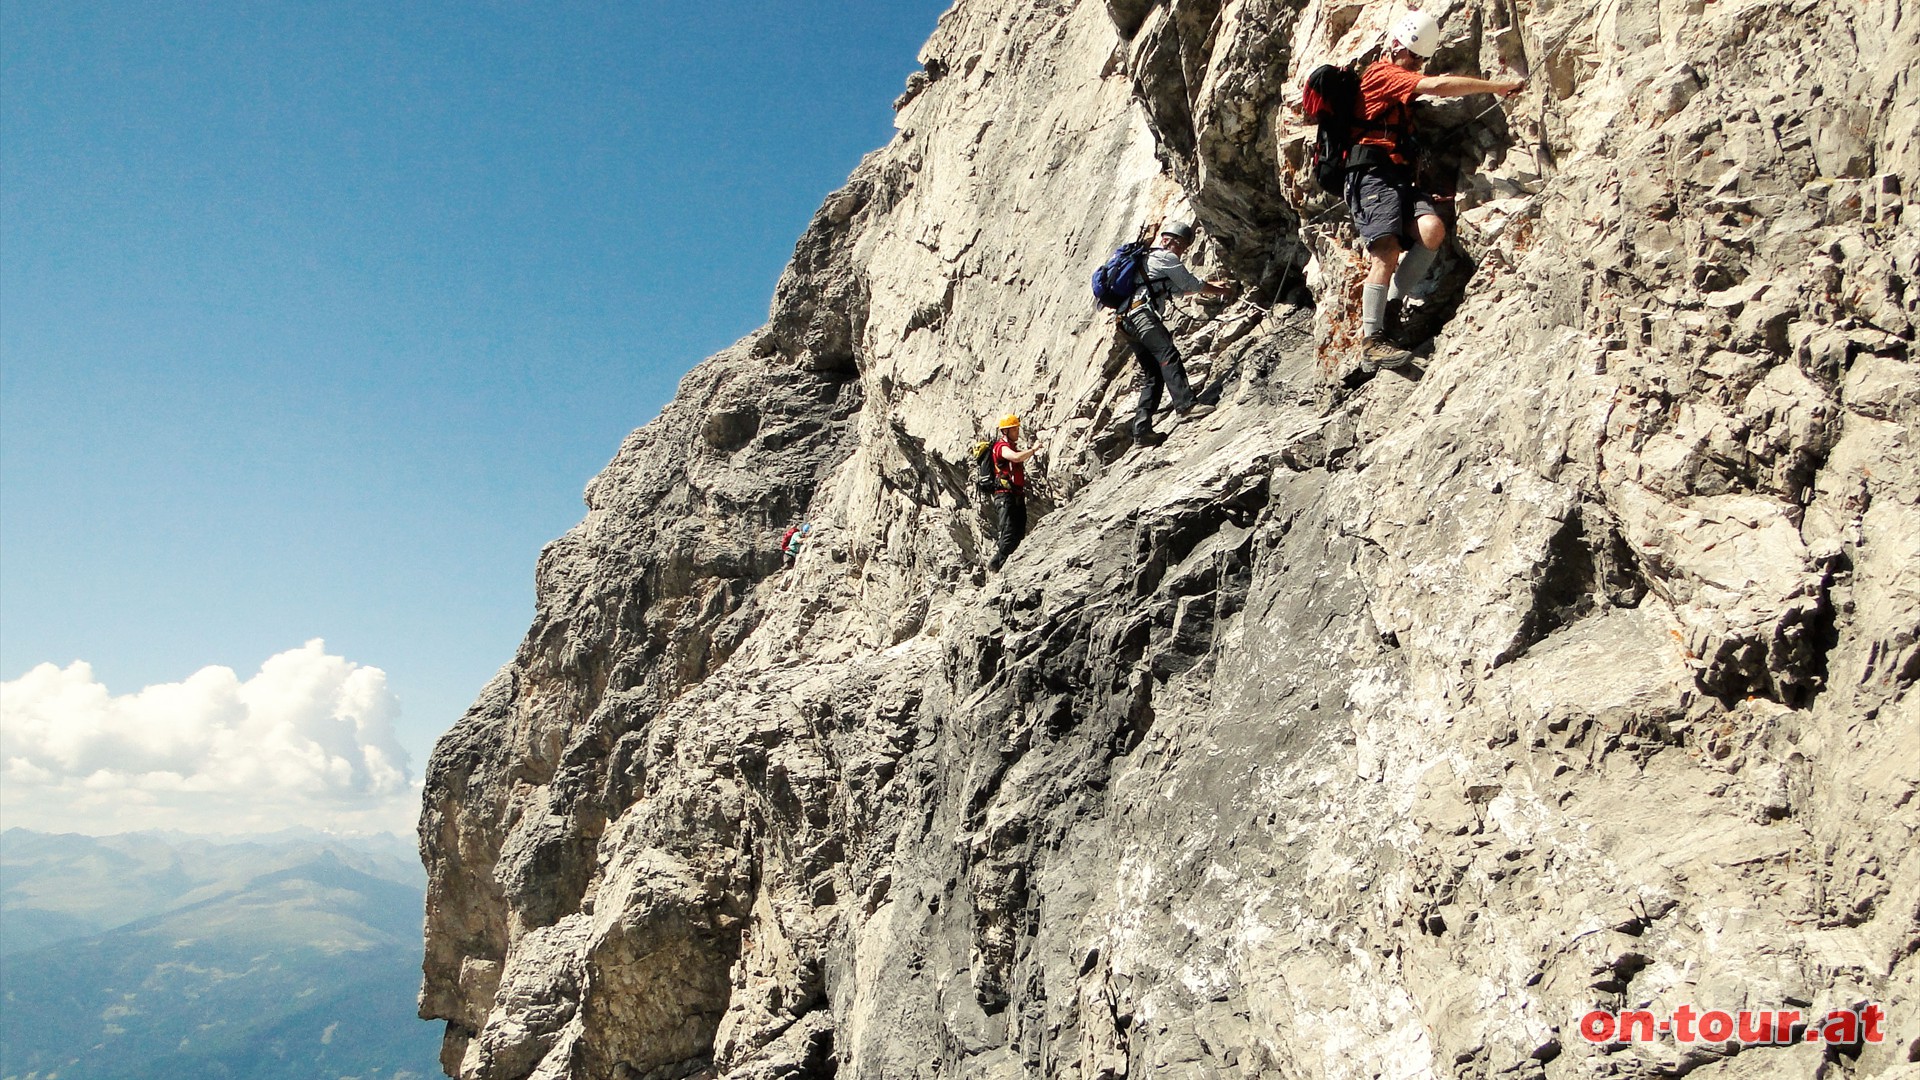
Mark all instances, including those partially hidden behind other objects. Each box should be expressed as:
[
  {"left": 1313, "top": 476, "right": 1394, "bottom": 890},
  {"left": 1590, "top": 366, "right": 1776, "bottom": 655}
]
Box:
[{"left": 998, "top": 413, "right": 1021, "bottom": 430}]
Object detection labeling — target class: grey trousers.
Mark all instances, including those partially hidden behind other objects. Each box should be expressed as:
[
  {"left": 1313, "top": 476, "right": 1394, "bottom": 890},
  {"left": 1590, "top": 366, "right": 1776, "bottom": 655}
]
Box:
[{"left": 1119, "top": 307, "right": 1193, "bottom": 439}]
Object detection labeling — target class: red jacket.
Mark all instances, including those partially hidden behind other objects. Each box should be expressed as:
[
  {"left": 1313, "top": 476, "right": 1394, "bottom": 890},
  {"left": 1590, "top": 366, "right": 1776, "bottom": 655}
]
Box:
[{"left": 992, "top": 440, "right": 1026, "bottom": 490}]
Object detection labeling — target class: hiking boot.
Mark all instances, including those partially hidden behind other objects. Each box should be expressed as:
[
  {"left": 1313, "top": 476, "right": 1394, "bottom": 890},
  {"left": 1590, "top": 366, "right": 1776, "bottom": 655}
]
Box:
[
  {"left": 1359, "top": 335, "right": 1412, "bottom": 373},
  {"left": 1394, "top": 296, "right": 1443, "bottom": 348},
  {"left": 1133, "top": 430, "right": 1168, "bottom": 448}
]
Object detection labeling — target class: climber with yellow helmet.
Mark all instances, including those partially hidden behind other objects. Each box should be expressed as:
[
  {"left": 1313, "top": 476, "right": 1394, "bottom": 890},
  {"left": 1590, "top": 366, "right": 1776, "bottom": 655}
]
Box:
[
  {"left": 1348, "top": 10, "right": 1527, "bottom": 372},
  {"left": 985, "top": 413, "right": 1041, "bottom": 571}
]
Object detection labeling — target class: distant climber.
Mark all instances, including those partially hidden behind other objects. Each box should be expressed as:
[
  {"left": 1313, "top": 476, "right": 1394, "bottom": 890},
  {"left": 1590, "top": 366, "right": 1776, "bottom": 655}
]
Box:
[
  {"left": 1113, "top": 222, "right": 1234, "bottom": 446},
  {"left": 984, "top": 414, "right": 1041, "bottom": 571},
  {"left": 1345, "top": 10, "right": 1525, "bottom": 372},
  {"left": 781, "top": 522, "right": 810, "bottom": 569}
]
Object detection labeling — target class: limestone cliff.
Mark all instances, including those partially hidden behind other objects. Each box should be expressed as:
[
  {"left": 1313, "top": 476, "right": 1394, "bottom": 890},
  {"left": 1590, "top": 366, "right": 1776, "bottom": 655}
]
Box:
[{"left": 418, "top": 0, "right": 1920, "bottom": 1077}]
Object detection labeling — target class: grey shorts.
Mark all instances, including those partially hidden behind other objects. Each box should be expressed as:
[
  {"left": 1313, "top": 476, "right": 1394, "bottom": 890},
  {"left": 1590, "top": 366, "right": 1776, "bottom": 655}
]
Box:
[{"left": 1345, "top": 167, "right": 1437, "bottom": 249}]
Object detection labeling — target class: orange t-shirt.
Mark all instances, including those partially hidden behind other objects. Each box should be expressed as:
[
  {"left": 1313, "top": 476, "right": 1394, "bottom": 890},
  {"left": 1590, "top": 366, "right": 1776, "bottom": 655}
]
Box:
[{"left": 1355, "top": 59, "right": 1423, "bottom": 165}]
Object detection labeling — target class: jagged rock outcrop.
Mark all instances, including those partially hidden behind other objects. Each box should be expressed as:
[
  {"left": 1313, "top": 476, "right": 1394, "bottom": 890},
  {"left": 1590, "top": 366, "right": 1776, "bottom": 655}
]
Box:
[{"left": 420, "top": 0, "right": 1920, "bottom": 1077}]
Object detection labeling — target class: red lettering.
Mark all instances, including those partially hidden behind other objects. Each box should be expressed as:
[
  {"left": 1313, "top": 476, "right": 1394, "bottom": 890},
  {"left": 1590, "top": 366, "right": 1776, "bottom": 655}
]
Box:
[
  {"left": 1776, "top": 1009, "right": 1802, "bottom": 1042},
  {"left": 1862, "top": 1003, "right": 1885, "bottom": 1043},
  {"left": 1570, "top": 1005, "right": 1875, "bottom": 1048},
  {"left": 1739, "top": 1010, "right": 1782, "bottom": 1045},
  {"left": 1822, "top": 1009, "right": 1859, "bottom": 1045},
  {"left": 1672, "top": 1004, "right": 1699, "bottom": 1043}
]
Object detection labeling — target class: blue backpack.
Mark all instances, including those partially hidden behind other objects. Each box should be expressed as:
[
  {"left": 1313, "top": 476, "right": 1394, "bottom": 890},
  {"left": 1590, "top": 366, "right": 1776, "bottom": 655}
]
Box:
[{"left": 1091, "top": 240, "right": 1151, "bottom": 308}]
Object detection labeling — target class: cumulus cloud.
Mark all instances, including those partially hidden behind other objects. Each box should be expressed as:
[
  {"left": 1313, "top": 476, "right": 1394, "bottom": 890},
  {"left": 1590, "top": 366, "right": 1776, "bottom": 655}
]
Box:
[{"left": 1, "top": 640, "right": 418, "bottom": 835}]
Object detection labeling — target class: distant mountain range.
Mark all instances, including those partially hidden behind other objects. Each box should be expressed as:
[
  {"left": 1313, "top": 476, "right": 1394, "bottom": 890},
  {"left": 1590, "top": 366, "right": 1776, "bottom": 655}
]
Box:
[{"left": 1, "top": 828, "right": 440, "bottom": 1080}]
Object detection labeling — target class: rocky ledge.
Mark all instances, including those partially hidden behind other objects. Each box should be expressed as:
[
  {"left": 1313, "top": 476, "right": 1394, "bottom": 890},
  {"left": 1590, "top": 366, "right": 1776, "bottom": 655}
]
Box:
[{"left": 419, "top": 0, "right": 1920, "bottom": 1077}]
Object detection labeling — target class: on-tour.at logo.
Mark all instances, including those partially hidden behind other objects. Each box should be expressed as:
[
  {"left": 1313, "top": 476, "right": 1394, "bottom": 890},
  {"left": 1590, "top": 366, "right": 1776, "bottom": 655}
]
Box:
[{"left": 1578, "top": 1004, "right": 1887, "bottom": 1049}]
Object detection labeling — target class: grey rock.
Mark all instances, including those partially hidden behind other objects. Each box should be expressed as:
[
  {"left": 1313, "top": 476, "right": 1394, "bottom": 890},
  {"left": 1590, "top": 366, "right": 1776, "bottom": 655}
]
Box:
[{"left": 420, "top": 0, "right": 1920, "bottom": 1077}]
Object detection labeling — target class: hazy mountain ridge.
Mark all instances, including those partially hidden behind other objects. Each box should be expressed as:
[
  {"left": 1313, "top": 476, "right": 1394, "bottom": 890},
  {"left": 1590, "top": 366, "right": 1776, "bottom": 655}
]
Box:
[
  {"left": 1, "top": 829, "right": 435, "bottom": 1080},
  {"left": 1, "top": 826, "right": 423, "bottom": 955}
]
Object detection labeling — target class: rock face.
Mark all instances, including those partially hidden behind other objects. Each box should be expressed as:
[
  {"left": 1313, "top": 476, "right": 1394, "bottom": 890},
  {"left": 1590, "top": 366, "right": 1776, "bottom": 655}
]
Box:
[{"left": 418, "top": 0, "right": 1920, "bottom": 1077}]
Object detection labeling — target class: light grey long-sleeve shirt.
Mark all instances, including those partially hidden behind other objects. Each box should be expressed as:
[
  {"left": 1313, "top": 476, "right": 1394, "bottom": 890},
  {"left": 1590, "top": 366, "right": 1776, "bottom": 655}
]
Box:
[{"left": 1127, "top": 247, "right": 1209, "bottom": 315}]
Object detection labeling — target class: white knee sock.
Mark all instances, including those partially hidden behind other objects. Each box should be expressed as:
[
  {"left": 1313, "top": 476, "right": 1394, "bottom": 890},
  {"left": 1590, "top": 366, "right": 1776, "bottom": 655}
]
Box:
[
  {"left": 1390, "top": 243, "right": 1438, "bottom": 301},
  {"left": 1361, "top": 283, "right": 1389, "bottom": 338}
]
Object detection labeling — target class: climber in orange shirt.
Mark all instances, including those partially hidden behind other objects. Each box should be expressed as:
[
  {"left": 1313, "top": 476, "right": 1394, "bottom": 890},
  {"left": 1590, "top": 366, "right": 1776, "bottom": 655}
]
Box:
[{"left": 1347, "top": 11, "right": 1526, "bottom": 372}]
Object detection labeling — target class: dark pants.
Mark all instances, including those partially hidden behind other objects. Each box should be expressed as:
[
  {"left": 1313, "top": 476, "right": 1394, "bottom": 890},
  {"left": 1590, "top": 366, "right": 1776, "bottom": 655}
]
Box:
[
  {"left": 1345, "top": 165, "right": 1438, "bottom": 250},
  {"left": 990, "top": 489, "right": 1026, "bottom": 569},
  {"left": 1119, "top": 307, "right": 1193, "bottom": 440}
]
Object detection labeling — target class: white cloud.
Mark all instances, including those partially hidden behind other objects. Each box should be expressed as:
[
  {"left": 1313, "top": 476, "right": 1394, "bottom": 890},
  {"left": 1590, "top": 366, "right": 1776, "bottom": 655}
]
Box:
[{"left": 0, "top": 641, "right": 418, "bottom": 835}]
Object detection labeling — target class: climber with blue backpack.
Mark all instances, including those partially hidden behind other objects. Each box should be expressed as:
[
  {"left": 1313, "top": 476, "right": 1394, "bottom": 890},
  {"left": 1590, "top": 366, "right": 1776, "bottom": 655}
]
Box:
[{"left": 1092, "top": 222, "right": 1234, "bottom": 446}]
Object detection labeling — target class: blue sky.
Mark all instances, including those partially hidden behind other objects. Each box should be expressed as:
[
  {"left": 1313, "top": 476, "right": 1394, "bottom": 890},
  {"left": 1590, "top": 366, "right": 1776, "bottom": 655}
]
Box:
[{"left": 1, "top": 0, "right": 947, "bottom": 825}]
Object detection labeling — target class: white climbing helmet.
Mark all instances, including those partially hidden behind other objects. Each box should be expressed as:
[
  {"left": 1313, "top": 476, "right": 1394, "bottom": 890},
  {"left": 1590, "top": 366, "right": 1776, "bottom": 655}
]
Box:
[{"left": 1391, "top": 10, "right": 1442, "bottom": 58}]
